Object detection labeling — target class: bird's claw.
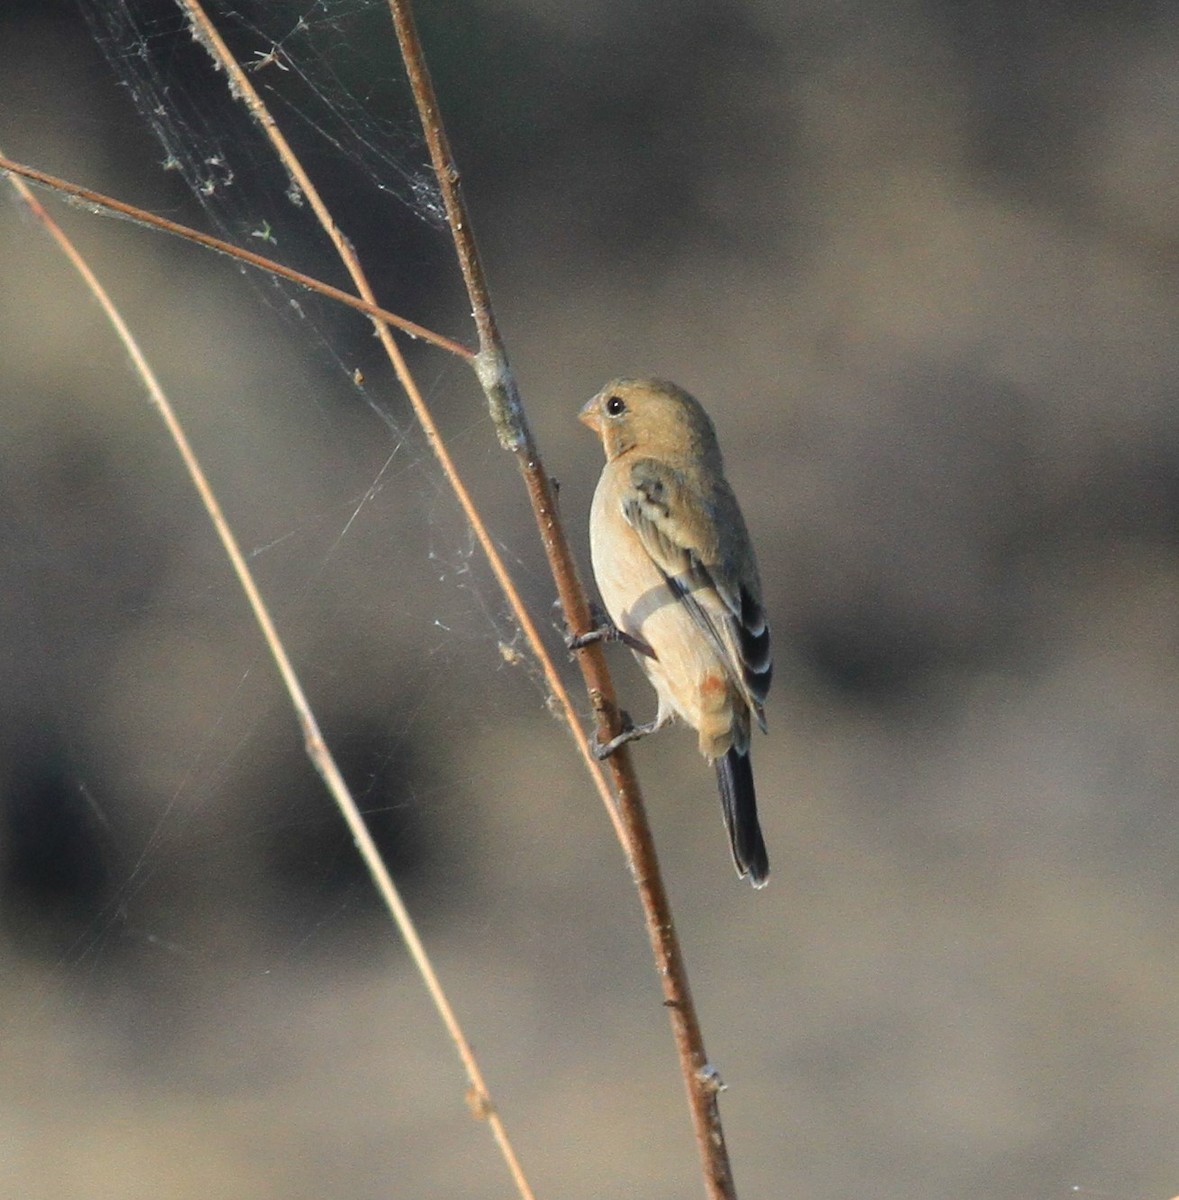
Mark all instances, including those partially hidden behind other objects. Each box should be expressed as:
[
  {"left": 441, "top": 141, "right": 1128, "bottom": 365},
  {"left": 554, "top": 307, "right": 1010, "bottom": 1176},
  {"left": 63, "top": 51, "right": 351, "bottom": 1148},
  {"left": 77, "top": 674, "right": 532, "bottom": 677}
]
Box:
[
  {"left": 590, "top": 712, "right": 663, "bottom": 760},
  {"left": 566, "top": 626, "right": 608, "bottom": 652},
  {"left": 567, "top": 611, "right": 656, "bottom": 660}
]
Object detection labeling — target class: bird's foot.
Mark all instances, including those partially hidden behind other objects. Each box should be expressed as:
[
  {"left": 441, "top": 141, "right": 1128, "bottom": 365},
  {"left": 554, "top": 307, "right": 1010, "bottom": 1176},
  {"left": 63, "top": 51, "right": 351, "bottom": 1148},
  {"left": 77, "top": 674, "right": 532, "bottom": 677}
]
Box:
[
  {"left": 591, "top": 712, "right": 664, "bottom": 760},
  {"left": 567, "top": 609, "right": 656, "bottom": 659}
]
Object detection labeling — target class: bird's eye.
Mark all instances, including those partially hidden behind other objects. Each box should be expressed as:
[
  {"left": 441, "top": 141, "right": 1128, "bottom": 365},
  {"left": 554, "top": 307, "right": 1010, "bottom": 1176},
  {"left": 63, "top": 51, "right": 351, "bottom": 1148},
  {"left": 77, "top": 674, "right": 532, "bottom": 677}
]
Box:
[{"left": 605, "top": 395, "right": 626, "bottom": 417}]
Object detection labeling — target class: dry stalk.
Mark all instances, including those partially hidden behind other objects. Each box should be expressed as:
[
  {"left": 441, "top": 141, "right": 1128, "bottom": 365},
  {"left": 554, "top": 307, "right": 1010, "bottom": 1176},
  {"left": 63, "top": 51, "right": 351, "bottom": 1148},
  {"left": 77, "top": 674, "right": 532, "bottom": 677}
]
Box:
[
  {"left": 0, "top": 156, "right": 472, "bottom": 359},
  {"left": 1, "top": 151, "right": 542, "bottom": 1196},
  {"left": 384, "top": 2, "right": 739, "bottom": 1196},
  {"left": 170, "top": 0, "right": 629, "bottom": 844}
]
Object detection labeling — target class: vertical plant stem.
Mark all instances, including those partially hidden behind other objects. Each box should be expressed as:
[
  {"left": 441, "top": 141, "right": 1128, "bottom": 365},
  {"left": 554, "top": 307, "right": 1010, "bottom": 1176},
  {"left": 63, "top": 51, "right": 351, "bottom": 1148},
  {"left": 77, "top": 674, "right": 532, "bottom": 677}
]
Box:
[{"left": 383, "top": 4, "right": 740, "bottom": 1197}]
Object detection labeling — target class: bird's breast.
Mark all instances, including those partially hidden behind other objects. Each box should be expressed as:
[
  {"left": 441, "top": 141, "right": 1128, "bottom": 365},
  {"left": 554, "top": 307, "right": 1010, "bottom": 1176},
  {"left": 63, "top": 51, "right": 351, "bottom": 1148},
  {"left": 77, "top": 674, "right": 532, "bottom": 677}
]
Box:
[{"left": 588, "top": 471, "right": 742, "bottom": 756}]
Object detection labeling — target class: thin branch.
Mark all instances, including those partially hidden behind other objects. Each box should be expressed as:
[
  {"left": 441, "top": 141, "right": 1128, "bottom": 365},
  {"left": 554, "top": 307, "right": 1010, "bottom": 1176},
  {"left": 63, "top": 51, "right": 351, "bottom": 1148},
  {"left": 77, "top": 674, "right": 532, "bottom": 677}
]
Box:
[
  {"left": 170, "top": 2, "right": 634, "bottom": 839},
  {"left": 170, "top": 0, "right": 631, "bottom": 832},
  {"left": 2, "top": 152, "right": 535, "bottom": 1194},
  {"left": 0, "top": 154, "right": 474, "bottom": 361},
  {"left": 169, "top": 2, "right": 566, "bottom": 1194},
  {"left": 383, "top": 3, "right": 740, "bottom": 1197}
]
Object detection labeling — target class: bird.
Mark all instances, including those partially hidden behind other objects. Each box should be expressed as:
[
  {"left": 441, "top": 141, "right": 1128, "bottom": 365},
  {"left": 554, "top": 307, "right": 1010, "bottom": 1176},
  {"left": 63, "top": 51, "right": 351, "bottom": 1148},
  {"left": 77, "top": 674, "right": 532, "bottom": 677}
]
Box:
[{"left": 577, "top": 377, "right": 772, "bottom": 886}]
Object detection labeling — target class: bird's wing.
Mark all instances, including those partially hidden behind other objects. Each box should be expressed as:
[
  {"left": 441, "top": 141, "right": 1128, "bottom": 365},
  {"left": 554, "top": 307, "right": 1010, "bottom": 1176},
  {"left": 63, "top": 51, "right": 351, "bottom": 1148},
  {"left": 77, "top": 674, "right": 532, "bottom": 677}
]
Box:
[{"left": 623, "top": 458, "right": 771, "bottom": 723}]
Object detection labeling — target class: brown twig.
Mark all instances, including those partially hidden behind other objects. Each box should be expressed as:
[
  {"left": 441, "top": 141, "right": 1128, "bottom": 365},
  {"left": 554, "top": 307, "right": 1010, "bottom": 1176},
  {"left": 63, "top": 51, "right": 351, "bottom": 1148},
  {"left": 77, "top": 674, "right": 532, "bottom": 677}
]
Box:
[
  {"left": 2, "top": 144, "right": 525, "bottom": 1190},
  {"left": 384, "top": 3, "right": 740, "bottom": 1197},
  {"left": 0, "top": 154, "right": 474, "bottom": 361},
  {"left": 186, "top": 3, "right": 569, "bottom": 1195},
  {"left": 170, "top": 0, "right": 632, "bottom": 842}
]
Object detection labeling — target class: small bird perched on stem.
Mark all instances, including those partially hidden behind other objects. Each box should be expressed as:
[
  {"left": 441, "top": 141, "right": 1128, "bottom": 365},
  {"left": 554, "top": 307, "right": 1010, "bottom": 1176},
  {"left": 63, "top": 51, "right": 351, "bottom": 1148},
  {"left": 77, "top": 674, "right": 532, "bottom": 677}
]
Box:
[{"left": 577, "top": 378, "right": 772, "bottom": 886}]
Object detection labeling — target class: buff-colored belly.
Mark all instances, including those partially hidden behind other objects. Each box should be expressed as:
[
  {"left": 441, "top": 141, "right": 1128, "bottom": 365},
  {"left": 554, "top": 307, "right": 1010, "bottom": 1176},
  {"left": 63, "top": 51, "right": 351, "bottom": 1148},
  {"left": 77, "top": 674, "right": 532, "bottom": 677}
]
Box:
[{"left": 590, "top": 483, "right": 738, "bottom": 760}]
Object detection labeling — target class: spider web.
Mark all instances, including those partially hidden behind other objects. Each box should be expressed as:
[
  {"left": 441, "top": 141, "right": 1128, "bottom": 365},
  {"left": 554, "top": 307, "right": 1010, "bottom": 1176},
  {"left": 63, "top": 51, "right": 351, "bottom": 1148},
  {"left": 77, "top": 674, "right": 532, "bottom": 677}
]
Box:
[
  {"left": 15, "top": 0, "right": 566, "bottom": 991},
  {"left": 81, "top": 0, "right": 448, "bottom": 230}
]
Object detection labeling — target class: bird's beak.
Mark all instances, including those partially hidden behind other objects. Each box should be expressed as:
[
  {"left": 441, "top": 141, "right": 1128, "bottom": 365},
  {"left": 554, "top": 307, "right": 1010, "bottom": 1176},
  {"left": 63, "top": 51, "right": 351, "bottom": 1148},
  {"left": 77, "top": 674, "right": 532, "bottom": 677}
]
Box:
[{"left": 578, "top": 396, "right": 601, "bottom": 433}]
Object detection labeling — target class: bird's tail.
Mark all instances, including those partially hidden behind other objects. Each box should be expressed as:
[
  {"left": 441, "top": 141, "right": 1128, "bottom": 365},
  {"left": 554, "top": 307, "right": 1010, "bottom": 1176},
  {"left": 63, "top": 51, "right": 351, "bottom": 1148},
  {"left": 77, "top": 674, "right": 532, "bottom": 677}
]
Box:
[{"left": 715, "top": 747, "right": 769, "bottom": 887}]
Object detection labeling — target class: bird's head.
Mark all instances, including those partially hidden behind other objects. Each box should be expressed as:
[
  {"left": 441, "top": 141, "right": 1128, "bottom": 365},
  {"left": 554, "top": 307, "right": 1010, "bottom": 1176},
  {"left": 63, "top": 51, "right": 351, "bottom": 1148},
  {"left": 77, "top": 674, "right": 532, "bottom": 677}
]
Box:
[{"left": 579, "top": 377, "right": 721, "bottom": 465}]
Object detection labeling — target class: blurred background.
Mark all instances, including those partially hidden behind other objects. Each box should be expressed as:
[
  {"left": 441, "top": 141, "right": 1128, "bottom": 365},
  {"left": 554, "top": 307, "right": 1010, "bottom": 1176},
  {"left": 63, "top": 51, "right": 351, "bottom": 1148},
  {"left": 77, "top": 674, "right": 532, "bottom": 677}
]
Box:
[{"left": 3, "top": 1, "right": 1179, "bottom": 1197}]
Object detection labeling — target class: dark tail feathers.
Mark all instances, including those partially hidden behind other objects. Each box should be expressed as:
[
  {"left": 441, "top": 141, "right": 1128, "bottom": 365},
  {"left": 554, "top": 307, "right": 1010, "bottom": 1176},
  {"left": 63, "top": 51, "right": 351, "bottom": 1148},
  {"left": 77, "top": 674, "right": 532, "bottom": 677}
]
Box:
[{"left": 715, "top": 748, "right": 769, "bottom": 887}]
